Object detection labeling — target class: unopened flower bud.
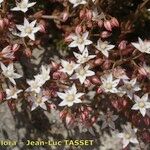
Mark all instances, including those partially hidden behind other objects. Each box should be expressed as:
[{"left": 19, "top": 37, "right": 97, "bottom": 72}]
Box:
[
  {"left": 138, "top": 67, "right": 147, "bottom": 76},
  {"left": 80, "top": 9, "right": 86, "bottom": 19},
  {"left": 25, "top": 48, "right": 32, "bottom": 57},
  {"left": 75, "top": 25, "right": 82, "bottom": 34},
  {"left": 94, "top": 58, "right": 103, "bottom": 65},
  {"left": 66, "top": 114, "right": 73, "bottom": 125},
  {"left": 97, "top": 87, "right": 103, "bottom": 94},
  {"left": 84, "top": 79, "right": 91, "bottom": 87},
  {"left": 12, "top": 44, "right": 20, "bottom": 52},
  {"left": 0, "top": 19, "right": 4, "bottom": 29},
  {"left": 86, "top": 10, "right": 92, "bottom": 20},
  {"left": 53, "top": 71, "right": 61, "bottom": 79},
  {"left": 102, "top": 59, "right": 111, "bottom": 69},
  {"left": 51, "top": 61, "right": 59, "bottom": 70},
  {"left": 59, "top": 110, "right": 67, "bottom": 119},
  {"left": 91, "top": 116, "right": 97, "bottom": 124},
  {"left": 49, "top": 104, "right": 56, "bottom": 110},
  {"left": 110, "top": 17, "right": 119, "bottom": 27},
  {"left": 100, "top": 31, "right": 112, "bottom": 38},
  {"left": 39, "top": 24, "right": 46, "bottom": 33},
  {"left": 62, "top": 12, "right": 69, "bottom": 22},
  {"left": 98, "top": 20, "right": 103, "bottom": 28},
  {"left": 81, "top": 113, "right": 86, "bottom": 121},
  {"left": 118, "top": 40, "right": 127, "bottom": 50},
  {"left": 104, "top": 20, "right": 112, "bottom": 31},
  {"left": 3, "top": 18, "right": 9, "bottom": 26},
  {"left": 91, "top": 76, "right": 101, "bottom": 84}
]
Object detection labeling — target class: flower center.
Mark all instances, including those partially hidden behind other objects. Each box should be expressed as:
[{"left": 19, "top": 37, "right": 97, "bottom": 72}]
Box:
[
  {"left": 78, "top": 68, "right": 86, "bottom": 76},
  {"left": 100, "top": 43, "right": 107, "bottom": 49},
  {"left": 5, "top": 70, "right": 13, "bottom": 77},
  {"left": 66, "top": 64, "right": 73, "bottom": 71},
  {"left": 66, "top": 94, "right": 74, "bottom": 101},
  {"left": 125, "top": 133, "right": 131, "bottom": 139},
  {"left": 36, "top": 97, "right": 42, "bottom": 104},
  {"left": 19, "top": 3, "right": 27, "bottom": 9},
  {"left": 106, "top": 83, "right": 112, "bottom": 89},
  {"left": 138, "top": 102, "right": 145, "bottom": 108},
  {"left": 25, "top": 27, "right": 32, "bottom": 34},
  {"left": 77, "top": 37, "right": 84, "bottom": 44},
  {"left": 126, "top": 84, "right": 132, "bottom": 90}
]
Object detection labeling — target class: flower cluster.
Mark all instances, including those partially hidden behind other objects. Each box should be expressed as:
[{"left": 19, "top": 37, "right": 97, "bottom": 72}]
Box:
[{"left": 0, "top": 0, "right": 150, "bottom": 149}]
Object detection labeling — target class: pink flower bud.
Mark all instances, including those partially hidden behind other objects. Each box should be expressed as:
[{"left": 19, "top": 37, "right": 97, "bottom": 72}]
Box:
[
  {"left": 98, "top": 20, "right": 103, "bottom": 28},
  {"left": 49, "top": 104, "right": 56, "bottom": 110},
  {"left": 75, "top": 25, "right": 82, "bottom": 34},
  {"left": 142, "top": 131, "right": 150, "bottom": 143},
  {"left": 25, "top": 48, "right": 32, "bottom": 57},
  {"left": 144, "top": 117, "right": 150, "bottom": 126},
  {"left": 104, "top": 20, "right": 112, "bottom": 31},
  {"left": 83, "top": 110, "right": 89, "bottom": 116},
  {"left": 12, "top": 44, "right": 20, "bottom": 52},
  {"left": 138, "top": 67, "right": 147, "bottom": 76},
  {"left": 60, "top": 72, "right": 68, "bottom": 80},
  {"left": 66, "top": 114, "right": 73, "bottom": 125},
  {"left": 118, "top": 40, "right": 127, "bottom": 50},
  {"left": 52, "top": 71, "right": 61, "bottom": 79},
  {"left": 91, "top": 76, "right": 101, "bottom": 84},
  {"left": 0, "top": 19, "right": 4, "bottom": 29},
  {"left": 59, "top": 110, "right": 68, "bottom": 119},
  {"left": 64, "top": 34, "right": 73, "bottom": 42},
  {"left": 81, "top": 113, "right": 86, "bottom": 121},
  {"left": 84, "top": 79, "right": 92, "bottom": 87},
  {"left": 86, "top": 10, "right": 92, "bottom": 20},
  {"left": 62, "top": 12, "right": 69, "bottom": 22},
  {"left": 80, "top": 10, "right": 86, "bottom": 19},
  {"left": 102, "top": 59, "right": 111, "bottom": 69},
  {"left": 87, "top": 21, "right": 93, "bottom": 28},
  {"left": 97, "top": 87, "right": 103, "bottom": 94},
  {"left": 87, "top": 106, "right": 92, "bottom": 111},
  {"left": 94, "top": 58, "right": 103, "bottom": 65},
  {"left": 39, "top": 24, "right": 46, "bottom": 33},
  {"left": 3, "top": 18, "right": 9, "bottom": 26},
  {"left": 110, "top": 17, "right": 119, "bottom": 27},
  {"left": 51, "top": 61, "right": 59, "bottom": 70},
  {"left": 91, "top": 116, "right": 97, "bottom": 124},
  {"left": 100, "top": 31, "right": 112, "bottom": 38}
]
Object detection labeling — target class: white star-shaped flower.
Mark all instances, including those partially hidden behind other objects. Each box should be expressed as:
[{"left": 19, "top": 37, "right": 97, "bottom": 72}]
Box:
[
  {"left": 96, "top": 39, "right": 115, "bottom": 57},
  {"left": 73, "top": 47, "right": 96, "bottom": 64},
  {"left": 59, "top": 60, "right": 79, "bottom": 76},
  {"left": 11, "top": 0, "right": 36, "bottom": 13},
  {"left": 132, "top": 94, "right": 150, "bottom": 117},
  {"left": 118, "top": 123, "right": 139, "bottom": 148},
  {"left": 0, "top": 62, "right": 22, "bottom": 85},
  {"left": 101, "top": 73, "right": 120, "bottom": 93},
  {"left": 132, "top": 37, "right": 150, "bottom": 54},
  {"left": 0, "top": 0, "right": 3, "bottom": 6},
  {"left": 16, "top": 18, "right": 40, "bottom": 41},
  {"left": 6, "top": 86, "right": 23, "bottom": 100},
  {"left": 34, "top": 65, "right": 50, "bottom": 86},
  {"left": 29, "top": 93, "right": 48, "bottom": 111},
  {"left": 26, "top": 79, "right": 41, "bottom": 93},
  {"left": 71, "top": 65, "right": 95, "bottom": 84},
  {"left": 69, "top": 31, "right": 92, "bottom": 52},
  {"left": 69, "top": 0, "right": 87, "bottom": 7},
  {"left": 120, "top": 78, "right": 141, "bottom": 99},
  {"left": 57, "top": 84, "right": 84, "bottom": 107}
]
